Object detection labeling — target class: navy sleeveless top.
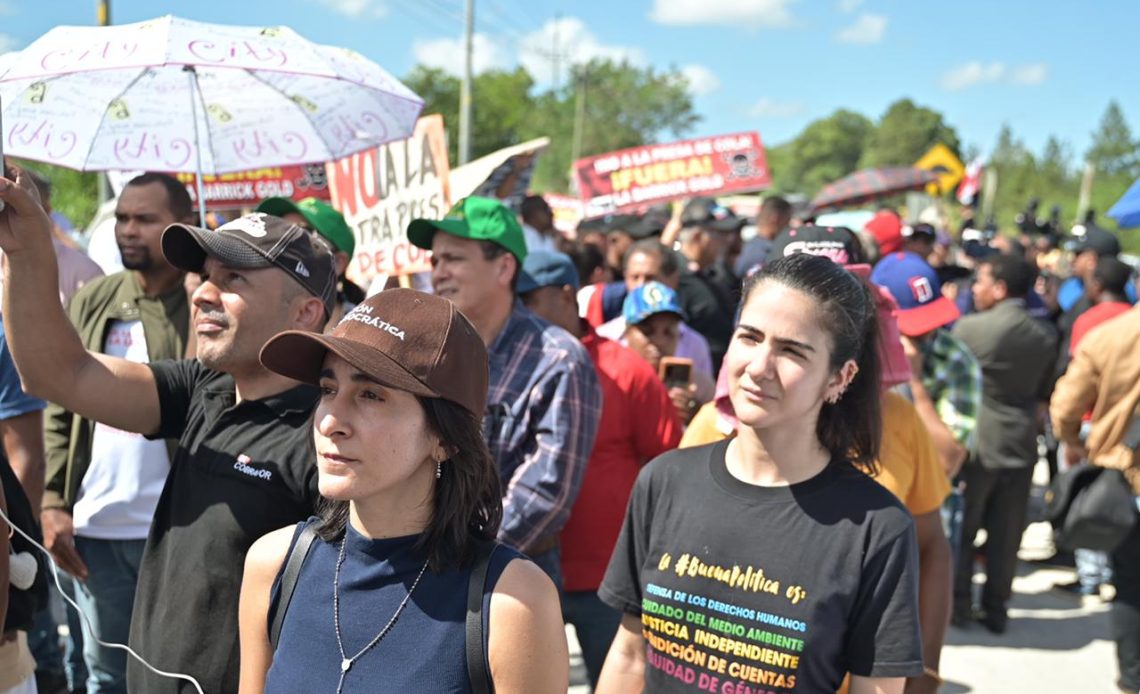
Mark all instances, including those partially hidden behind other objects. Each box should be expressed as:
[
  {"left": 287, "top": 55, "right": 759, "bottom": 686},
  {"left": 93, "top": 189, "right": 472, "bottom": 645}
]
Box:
[{"left": 265, "top": 519, "right": 522, "bottom": 693}]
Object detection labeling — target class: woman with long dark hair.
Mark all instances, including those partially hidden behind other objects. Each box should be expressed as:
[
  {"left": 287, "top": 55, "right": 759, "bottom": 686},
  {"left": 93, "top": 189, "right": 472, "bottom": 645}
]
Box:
[
  {"left": 596, "top": 253, "right": 923, "bottom": 694},
  {"left": 237, "top": 289, "right": 567, "bottom": 693}
]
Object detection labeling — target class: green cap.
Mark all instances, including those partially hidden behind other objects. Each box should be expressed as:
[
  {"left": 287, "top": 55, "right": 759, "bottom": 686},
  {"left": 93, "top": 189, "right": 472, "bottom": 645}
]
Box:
[
  {"left": 257, "top": 197, "right": 356, "bottom": 257},
  {"left": 407, "top": 196, "right": 528, "bottom": 264}
]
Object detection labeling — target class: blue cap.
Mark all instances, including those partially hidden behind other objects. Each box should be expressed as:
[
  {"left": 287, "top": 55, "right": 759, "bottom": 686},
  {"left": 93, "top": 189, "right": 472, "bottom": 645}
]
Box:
[
  {"left": 870, "top": 251, "right": 960, "bottom": 337},
  {"left": 623, "top": 281, "right": 686, "bottom": 326},
  {"left": 517, "top": 250, "right": 580, "bottom": 295}
]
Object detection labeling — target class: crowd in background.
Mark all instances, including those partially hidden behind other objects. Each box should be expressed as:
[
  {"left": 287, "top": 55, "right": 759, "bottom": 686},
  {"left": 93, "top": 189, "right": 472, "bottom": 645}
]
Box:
[{"left": 0, "top": 163, "right": 1138, "bottom": 694}]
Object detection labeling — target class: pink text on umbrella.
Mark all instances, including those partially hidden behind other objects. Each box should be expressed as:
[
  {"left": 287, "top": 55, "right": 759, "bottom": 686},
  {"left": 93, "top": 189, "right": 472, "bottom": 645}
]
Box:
[{"left": 8, "top": 119, "right": 78, "bottom": 159}]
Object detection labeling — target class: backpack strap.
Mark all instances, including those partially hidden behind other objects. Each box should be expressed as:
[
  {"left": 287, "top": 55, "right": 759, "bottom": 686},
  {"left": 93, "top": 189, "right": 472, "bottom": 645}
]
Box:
[
  {"left": 269, "top": 523, "right": 319, "bottom": 650},
  {"left": 466, "top": 542, "right": 497, "bottom": 694}
]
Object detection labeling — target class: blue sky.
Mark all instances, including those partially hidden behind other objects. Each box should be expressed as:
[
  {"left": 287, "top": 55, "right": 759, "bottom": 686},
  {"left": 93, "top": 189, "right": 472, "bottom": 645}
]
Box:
[{"left": 2, "top": 0, "right": 1136, "bottom": 165}]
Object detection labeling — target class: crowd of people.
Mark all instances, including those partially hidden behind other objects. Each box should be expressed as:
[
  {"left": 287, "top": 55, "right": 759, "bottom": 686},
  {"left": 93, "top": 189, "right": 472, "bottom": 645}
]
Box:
[{"left": 0, "top": 156, "right": 1137, "bottom": 694}]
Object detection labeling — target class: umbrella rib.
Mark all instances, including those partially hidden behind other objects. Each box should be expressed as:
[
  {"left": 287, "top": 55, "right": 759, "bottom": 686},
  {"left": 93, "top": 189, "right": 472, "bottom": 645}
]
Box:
[
  {"left": 185, "top": 67, "right": 218, "bottom": 175},
  {"left": 242, "top": 69, "right": 407, "bottom": 161},
  {"left": 74, "top": 68, "right": 152, "bottom": 170}
]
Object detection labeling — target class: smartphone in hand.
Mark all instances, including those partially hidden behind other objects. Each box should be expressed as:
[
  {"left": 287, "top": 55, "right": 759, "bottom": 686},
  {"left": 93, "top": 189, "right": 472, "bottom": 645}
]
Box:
[{"left": 659, "top": 356, "right": 693, "bottom": 390}]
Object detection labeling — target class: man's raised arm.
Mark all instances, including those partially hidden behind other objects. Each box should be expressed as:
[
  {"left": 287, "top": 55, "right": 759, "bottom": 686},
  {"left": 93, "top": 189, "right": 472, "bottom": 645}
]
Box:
[{"left": 0, "top": 166, "right": 161, "bottom": 435}]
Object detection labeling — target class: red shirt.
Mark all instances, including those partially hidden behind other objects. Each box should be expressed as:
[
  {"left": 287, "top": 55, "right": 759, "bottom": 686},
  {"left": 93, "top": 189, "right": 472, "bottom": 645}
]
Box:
[
  {"left": 1071, "top": 301, "right": 1133, "bottom": 354},
  {"left": 560, "top": 326, "right": 682, "bottom": 592}
]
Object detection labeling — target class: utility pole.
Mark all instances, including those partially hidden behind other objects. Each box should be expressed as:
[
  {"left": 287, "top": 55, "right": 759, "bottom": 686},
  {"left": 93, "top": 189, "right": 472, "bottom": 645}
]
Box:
[
  {"left": 96, "top": 0, "right": 111, "bottom": 205},
  {"left": 569, "top": 68, "right": 587, "bottom": 190},
  {"left": 552, "top": 13, "right": 561, "bottom": 94},
  {"left": 458, "top": 0, "right": 474, "bottom": 165},
  {"left": 1077, "top": 161, "right": 1096, "bottom": 223}
]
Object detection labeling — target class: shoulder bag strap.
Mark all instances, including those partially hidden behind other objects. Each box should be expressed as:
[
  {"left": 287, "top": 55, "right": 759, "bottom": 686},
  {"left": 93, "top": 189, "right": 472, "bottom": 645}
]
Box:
[
  {"left": 269, "top": 523, "right": 319, "bottom": 650},
  {"left": 466, "top": 542, "right": 497, "bottom": 694}
]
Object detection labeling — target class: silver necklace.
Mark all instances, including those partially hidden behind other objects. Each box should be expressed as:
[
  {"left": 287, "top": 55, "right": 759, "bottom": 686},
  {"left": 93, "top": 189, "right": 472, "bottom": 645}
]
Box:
[{"left": 332, "top": 533, "right": 429, "bottom": 694}]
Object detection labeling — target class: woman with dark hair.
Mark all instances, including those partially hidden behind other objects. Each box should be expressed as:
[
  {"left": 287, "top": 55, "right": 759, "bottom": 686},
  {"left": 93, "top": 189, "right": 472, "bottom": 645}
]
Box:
[
  {"left": 596, "top": 254, "right": 923, "bottom": 694},
  {"left": 237, "top": 289, "right": 567, "bottom": 694}
]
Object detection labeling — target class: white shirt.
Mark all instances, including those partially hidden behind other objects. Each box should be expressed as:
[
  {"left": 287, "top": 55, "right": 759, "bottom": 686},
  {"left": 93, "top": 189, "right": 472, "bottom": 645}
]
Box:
[{"left": 73, "top": 319, "right": 171, "bottom": 539}]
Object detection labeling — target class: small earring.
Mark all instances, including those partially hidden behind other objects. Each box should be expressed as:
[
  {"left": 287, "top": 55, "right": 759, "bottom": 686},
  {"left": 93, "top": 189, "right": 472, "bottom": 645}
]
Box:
[{"left": 435, "top": 460, "right": 442, "bottom": 479}]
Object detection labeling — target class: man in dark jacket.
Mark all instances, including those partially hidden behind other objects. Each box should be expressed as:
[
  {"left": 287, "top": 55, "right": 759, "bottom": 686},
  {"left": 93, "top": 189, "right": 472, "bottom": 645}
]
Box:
[{"left": 951, "top": 254, "right": 1057, "bottom": 633}]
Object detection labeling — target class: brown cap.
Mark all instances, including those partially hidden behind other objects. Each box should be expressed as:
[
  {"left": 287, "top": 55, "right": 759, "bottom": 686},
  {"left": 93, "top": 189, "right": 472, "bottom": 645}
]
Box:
[
  {"left": 259, "top": 288, "right": 488, "bottom": 417},
  {"left": 162, "top": 213, "right": 337, "bottom": 316}
]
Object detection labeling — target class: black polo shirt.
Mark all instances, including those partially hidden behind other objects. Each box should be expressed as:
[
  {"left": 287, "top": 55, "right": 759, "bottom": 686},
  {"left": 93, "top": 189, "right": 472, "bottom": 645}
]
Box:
[{"left": 127, "top": 359, "right": 319, "bottom": 694}]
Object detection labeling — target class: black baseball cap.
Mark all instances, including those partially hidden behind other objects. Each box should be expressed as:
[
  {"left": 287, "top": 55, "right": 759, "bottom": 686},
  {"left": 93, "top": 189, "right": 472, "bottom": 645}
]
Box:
[
  {"left": 162, "top": 213, "right": 337, "bottom": 315},
  {"left": 680, "top": 197, "right": 745, "bottom": 232},
  {"left": 769, "top": 225, "right": 864, "bottom": 265},
  {"left": 1068, "top": 224, "right": 1121, "bottom": 257}
]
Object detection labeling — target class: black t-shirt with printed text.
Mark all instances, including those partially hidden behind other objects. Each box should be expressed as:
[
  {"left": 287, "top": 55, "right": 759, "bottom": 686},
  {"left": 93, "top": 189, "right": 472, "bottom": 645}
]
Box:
[
  {"left": 600, "top": 439, "right": 922, "bottom": 693},
  {"left": 127, "top": 360, "right": 320, "bottom": 694}
]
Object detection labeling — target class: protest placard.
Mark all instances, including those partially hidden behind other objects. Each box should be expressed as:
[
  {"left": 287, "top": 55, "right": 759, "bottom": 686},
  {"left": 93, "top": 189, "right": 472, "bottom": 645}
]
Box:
[
  {"left": 573, "top": 132, "right": 770, "bottom": 213},
  {"left": 326, "top": 115, "right": 450, "bottom": 282}
]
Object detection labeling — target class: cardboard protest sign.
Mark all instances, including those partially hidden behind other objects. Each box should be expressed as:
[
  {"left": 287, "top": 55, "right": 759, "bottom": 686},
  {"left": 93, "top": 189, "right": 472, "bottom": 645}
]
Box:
[
  {"left": 573, "top": 132, "right": 770, "bottom": 213},
  {"left": 326, "top": 115, "right": 450, "bottom": 282}
]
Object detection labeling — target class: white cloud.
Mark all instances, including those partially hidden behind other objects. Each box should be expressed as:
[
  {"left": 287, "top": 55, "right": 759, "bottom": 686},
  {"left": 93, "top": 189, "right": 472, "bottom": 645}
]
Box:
[
  {"left": 680, "top": 64, "right": 721, "bottom": 96},
  {"left": 0, "top": 33, "right": 17, "bottom": 54},
  {"left": 412, "top": 33, "right": 508, "bottom": 75},
  {"left": 649, "top": 0, "right": 796, "bottom": 28},
  {"left": 939, "top": 61, "right": 1049, "bottom": 90},
  {"left": 518, "top": 17, "right": 646, "bottom": 86},
  {"left": 316, "top": 0, "right": 387, "bottom": 19},
  {"left": 748, "top": 98, "right": 807, "bottom": 118},
  {"left": 837, "top": 0, "right": 862, "bottom": 12},
  {"left": 835, "top": 14, "right": 887, "bottom": 44},
  {"left": 1009, "top": 63, "right": 1048, "bottom": 85}
]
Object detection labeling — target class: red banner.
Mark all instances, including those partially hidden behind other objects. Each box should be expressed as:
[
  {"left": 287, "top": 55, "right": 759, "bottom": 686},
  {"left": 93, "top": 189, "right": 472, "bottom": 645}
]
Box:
[
  {"left": 573, "top": 132, "right": 770, "bottom": 213},
  {"left": 178, "top": 165, "right": 331, "bottom": 207}
]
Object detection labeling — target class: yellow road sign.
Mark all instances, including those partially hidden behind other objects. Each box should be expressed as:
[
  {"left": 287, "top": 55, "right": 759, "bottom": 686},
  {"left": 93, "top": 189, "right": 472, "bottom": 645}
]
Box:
[{"left": 915, "top": 144, "right": 964, "bottom": 196}]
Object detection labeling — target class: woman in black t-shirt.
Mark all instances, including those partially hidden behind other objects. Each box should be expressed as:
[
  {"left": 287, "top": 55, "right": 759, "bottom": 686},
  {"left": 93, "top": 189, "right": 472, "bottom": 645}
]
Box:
[{"left": 597, "top": 254, "right": 923, "bottom": 694}]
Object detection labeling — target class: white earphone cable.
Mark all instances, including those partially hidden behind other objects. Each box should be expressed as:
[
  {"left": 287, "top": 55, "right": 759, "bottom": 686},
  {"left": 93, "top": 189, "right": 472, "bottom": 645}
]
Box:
[{"left": 1, "top": 506, "right": 206, "bottom": 694}]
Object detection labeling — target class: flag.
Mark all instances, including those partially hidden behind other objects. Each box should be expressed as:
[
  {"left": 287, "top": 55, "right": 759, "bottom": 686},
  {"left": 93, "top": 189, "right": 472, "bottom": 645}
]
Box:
[{"left": 957, "top": 159, "right": 984, "bottom": 206}]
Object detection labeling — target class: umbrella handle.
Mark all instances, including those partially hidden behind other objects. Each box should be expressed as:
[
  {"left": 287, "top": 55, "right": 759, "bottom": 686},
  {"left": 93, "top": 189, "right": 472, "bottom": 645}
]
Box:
[
  {"left": 185, "top": 66, "right": 207, "bottom": 228},
  {"left": 0, "top": 92, "right": 5, "bottom": 212}
]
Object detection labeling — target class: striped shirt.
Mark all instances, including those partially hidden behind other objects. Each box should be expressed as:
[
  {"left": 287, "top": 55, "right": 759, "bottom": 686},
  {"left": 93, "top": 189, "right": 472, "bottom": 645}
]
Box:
[{"left": 485, "top": 302, "right": 602, "bottom": 555}]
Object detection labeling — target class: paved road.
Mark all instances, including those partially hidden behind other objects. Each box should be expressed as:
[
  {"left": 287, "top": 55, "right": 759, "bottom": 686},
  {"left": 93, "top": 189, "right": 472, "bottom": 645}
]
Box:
[{"left": 568, "top": 464, "right": 1123, "bottom": 693}]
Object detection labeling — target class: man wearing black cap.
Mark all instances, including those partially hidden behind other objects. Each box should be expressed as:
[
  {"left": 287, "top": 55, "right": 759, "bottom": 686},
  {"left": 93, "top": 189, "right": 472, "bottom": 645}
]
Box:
[
  {"left": 0, "top": 166, "right": 335, "bottom": 694},
  {"left": 674, "top": 197, "right": 745, "bottom": 371},
  {"left": 1056, "top": 225, "right": 1129, "bottom": 377}
]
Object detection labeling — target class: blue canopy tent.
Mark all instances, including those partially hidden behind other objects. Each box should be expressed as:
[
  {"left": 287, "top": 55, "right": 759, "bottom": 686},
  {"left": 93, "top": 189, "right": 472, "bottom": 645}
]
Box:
[{"left": 1108, "top": 176, "right": 1140, "bottom": 228}]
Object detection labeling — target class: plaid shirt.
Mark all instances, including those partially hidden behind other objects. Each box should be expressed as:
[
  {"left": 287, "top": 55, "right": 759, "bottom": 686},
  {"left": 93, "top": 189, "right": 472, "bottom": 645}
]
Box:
[
  {"left": 919, "top": 327, "right": 981, "bottom": 448},
  {"left": 485, "top": 302, "right": 602, "bottom": 554}
]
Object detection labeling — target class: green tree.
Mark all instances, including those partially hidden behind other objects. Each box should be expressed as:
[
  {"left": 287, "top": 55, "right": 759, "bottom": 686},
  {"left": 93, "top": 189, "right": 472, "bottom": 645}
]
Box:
[
  {"left": 404, "top": 59, "right": 699, "bottom": 193},
  {"left": 402, "top": 65, "right": 536, "bottom": 167},
  {"left": 858, "top": 99, "right": 961, "bottom": 169},
  {"left": 527, "top": 59, "right": 699, "bottom": 191},
  {"left": 773, "top": 109, "right": 873, "bottom": 195},
  {"left": 1086, "top": 100, "right": 1139, "bottom": 178},
  {"left": 16, "top": 161, "right": 101, "bottom": 232}
]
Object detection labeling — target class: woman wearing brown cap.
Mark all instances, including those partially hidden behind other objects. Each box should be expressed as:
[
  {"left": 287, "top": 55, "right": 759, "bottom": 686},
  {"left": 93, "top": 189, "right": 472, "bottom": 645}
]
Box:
[{"left": 237, "top": 289, "right": 567, "bottom": 693}]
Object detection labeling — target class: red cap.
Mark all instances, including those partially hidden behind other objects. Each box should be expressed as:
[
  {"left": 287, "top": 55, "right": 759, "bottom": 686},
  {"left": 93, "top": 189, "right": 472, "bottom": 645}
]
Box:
[{"left": 865, "top": 210, "right": 903, "bottom": 255}]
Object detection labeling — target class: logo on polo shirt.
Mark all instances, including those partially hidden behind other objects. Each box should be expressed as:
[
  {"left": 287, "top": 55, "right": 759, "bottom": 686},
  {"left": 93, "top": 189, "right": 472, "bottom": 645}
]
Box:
[
  {"left": 234, "top": 454, "right": 273, "bottom": 481},
  {"left": 340, "top": 304, "right": 406, "bottom": 341}
]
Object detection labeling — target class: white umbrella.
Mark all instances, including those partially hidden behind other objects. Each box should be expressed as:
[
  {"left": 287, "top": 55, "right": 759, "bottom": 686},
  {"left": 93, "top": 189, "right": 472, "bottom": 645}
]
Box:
[{"left": 0, "top": 15, "right": 424, "bottom": 225}]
